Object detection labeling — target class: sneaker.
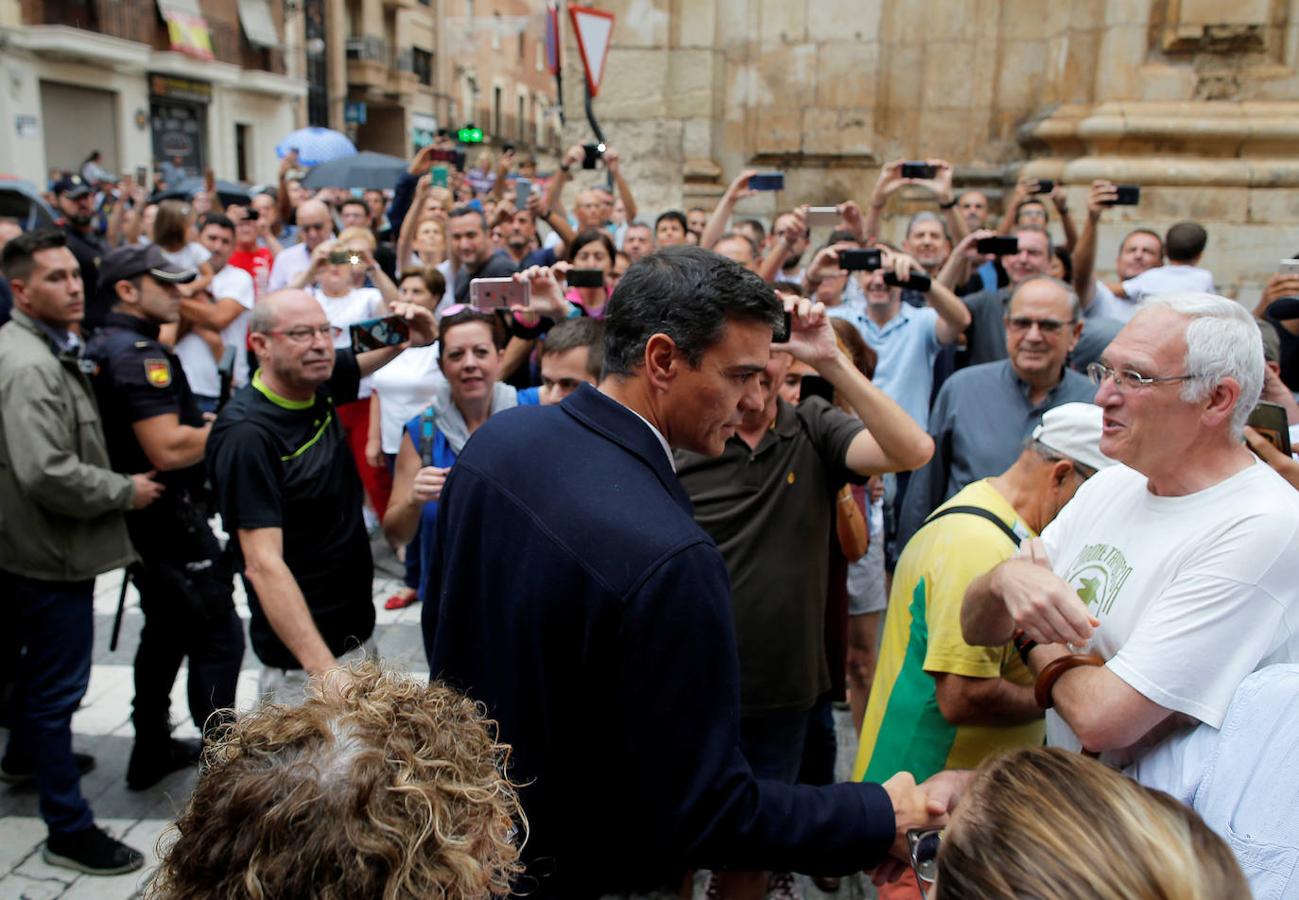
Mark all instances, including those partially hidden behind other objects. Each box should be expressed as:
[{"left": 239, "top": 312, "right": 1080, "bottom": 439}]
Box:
[
  {"left": 0, "top": 752, "right": 96, "bottom": 786},
  {"left": 126, "top": 737, "right": 202, "bottom": 791},
  {"left": 44, "top": 825, "right": 144, "bottom": 875}
]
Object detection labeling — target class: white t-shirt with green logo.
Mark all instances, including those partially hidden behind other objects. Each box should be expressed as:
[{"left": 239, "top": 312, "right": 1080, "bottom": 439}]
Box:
[{"left": 1040, "top": 459, "right": 1299, "bottom": 765}]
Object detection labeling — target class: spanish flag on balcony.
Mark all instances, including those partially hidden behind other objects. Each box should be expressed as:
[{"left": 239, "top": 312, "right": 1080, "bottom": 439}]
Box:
[{"left": 156, "top": 0, "right": 214, "bottom": 61}]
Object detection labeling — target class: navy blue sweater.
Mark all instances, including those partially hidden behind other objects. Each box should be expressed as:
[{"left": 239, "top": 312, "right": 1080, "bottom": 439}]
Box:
[{"left": 426, "top": 384, "right": 895, "bottom": 898}]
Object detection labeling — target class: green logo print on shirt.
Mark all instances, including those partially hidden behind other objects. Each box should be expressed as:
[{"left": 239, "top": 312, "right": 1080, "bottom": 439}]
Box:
[{"left": 1062, "top": 543, "right": 1133, "bottom": 617}]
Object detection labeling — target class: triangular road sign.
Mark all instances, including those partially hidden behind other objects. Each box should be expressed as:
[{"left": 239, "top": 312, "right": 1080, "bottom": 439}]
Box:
[{"left": 569, "top": 5, "right": 614, "bottom": 97}]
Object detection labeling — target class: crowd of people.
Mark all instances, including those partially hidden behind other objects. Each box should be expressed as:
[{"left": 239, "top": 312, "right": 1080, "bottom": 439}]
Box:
[{"left": 0, "top": 134, "right": 1297, "bottom": 899}]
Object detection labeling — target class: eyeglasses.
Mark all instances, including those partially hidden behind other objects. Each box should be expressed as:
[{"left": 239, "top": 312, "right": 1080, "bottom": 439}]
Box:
[
  {"left": 907, "top": 827, "right": 943, "bottom": 893},
  {"left": 261, "top": 324, "right": 342, "bottom": 343},
  {"left": 1006, "top": 316, "right": 1074, "bottom": 335},
  {"left": 1087, "top": 362, "right": 1201, "bottom": 391}
]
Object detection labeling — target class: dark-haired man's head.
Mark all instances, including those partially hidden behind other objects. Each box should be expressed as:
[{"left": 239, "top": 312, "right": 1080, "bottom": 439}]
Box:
[
  {"left": 713, "top": 232, "right": 759, "bottom": 270},
  {"left": 1165, "top": 221, "right": 1208, "bottom": 265},
  {"left": 448, "top": 206, "right": 490, "bottom": 268},
  {"left": 654, "top": 210, "right": 689, "bottom": 248},
  {"left": 1116, "top": 229, "right": 1164, "bottom": 280},
  {"left": 338, "top": 197, "right": 371, "bottom": 231},
  {"left": 734, "top": 218, "right": 766, "bottom": 251},
  {"left": 602, "top": 245, "right": 781, "bottom": 456},
  {"left": 1, "top": 228, "right": 83, "bottom": 328},
  {"left": 686, "top": 207, "right": 708, "bottom": 234},
  {"left": 622, "top": 222, "right": 653, "bottom": 262},
  {"left": 539, "top": 317, "right": 604, "bottom": 405},
  {"left": 198, "top": 214, "right": 236, "bottom": 270}
]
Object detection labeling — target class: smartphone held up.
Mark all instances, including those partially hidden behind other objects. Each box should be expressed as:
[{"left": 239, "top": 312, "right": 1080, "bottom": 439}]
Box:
[{"left": 469, "top": 277, "right": 530, "bottom": 311}]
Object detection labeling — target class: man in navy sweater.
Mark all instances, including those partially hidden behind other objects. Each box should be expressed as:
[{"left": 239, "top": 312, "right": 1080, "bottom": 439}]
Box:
[{"left": 427, "top": 246, "right": 946, "bottom": 898}]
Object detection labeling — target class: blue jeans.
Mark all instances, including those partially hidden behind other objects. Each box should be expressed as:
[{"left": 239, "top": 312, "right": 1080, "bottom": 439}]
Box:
[{"left": 2, "top": 571, "right": 95, "bottom": 836}]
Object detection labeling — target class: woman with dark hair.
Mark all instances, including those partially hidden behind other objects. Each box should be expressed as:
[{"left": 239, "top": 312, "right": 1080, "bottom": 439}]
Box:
[
  {"left": 564, "top": 228, "right": 617, "bottom": 318},
  {"left": 383, "top": 307, "right": 539, "bottom": 607}
]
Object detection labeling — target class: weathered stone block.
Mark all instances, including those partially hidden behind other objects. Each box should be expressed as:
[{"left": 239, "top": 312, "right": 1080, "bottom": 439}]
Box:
[
  {"left": 814, "top": 40, "right": 880, "bottom": 109},
  {"left": 758, "top": 0, "right": 807, "bottom": 45},
  {"left": 1246, "top": 188, "right": 1299, "bottom": 224},
  {"left": 995, "top": 39, "right": 1047, "bottom": 111},
  {"left": 807, "top": 0, "right": 881, "bottom": 43},
  {"left": 599, "top": 0, "right": 671, "bottom": 48},
  {"left": 667, "top": 48, "right": 720, "bottom": 119},
  {"left": 675, "top": 0, "right": 716, "bottom": 49},
  {"left": 595, "top": 49, "right": 668, "bottom": 119},
  {"left": 922, "top": 40, "right": 978, "bottom": 111}
]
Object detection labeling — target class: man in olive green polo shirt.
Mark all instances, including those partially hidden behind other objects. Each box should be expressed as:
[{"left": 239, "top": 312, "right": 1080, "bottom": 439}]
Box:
[{"left": 675, "top": 293, "right": 932, "bottom": 899}]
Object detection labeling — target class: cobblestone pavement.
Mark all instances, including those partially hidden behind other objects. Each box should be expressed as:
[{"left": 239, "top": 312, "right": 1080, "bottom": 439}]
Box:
[{"left": 0, "top": 539, "right": 877, "bottom": 900}]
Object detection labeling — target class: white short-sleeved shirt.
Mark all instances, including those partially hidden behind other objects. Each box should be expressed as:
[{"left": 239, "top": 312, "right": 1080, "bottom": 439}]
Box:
[
  {"left": 267, "top": 242, "right": 312, "bottom": 292},
  {"left": 1039, "top": 460, "right": 1299, "bottom": 765},
  {"left": 162, "top": 243, "right": 217, "bottom": 396},
  {"left": 1120, "top": 265, "right": 1214, "bottom": 304},
  {"left": 213, "top": 264, "right": 256, "bottom": 388},
  {"left": 369, "top": 344, "right": 448, "bottom": 454},
  {"left": 1089, "top": 280, "right": 1139, "bottom": 322},
  {"left": 311, "top": 286, "right": 385, "bottom": 397},
  {"left": 175, "top": 264, "right": 256, "bottom": 398}
]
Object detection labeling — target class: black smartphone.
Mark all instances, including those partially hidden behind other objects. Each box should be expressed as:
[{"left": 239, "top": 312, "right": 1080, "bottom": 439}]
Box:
[
  {"left": 884, "top": 270, "right": 932, "bottom": 292},
  {"left": 1107, "top": 184, "right": 1141, "bottom": 206},
  {"left": 748, "top": 173, "right": 784, "bottom": 191},
  {"left": 1031, "top": 178, "right": 1055, "bottom": 194},
  {"left": 800, "top": 374, "right": 835, "bottom": 405},
  {"left": 328, "top": 249, "right": 359, "bottom": 265},
  {"left": 582, "top": 143, "right": 605, "bottom": 169},
  {"left": 773, "top": 311, "right": 792, "bottom": 343},
  {"left": 900, "top": 161, "right": 937, "bottom": 179},
  {"left": 1267, "top": 296, "right": 1299, "bottom": 321},
  {"left": 349, "top": 315, "right": 410, "bottom": 352},
  {"left": 840, "top": 248, "right": 882, "bottom": 271},
  {"left": 566, "top": 268, "right": 605, "bottom": 288},
  {"left": 977, "top": 236, "right": 1021, "bottom": 256},
  {"left": 1247, "top": 402, "right": 1292, "bottom": 457}
]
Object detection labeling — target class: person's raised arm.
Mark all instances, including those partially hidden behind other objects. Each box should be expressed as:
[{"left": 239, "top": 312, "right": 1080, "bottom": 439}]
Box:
[
  {"left": 757, "top": 207, "right": 806, "bottom": 285},
  {"left": 238, "top": 526, "right": 337, "bottom": 674},
  {"left": 354, "top": 301, "right": 437, "bottom": 377},
  {"left": 1050, "top": 185, "right": 1077, "bottom": 254},
  {"left": 603, "top": 146, "right": 637, "bottom": 224},
  {"left": 938, "top": 228, "right": 996, "bottom": 292},
  {"left": 395, "top": 175, "right": 430, "bottom": 270},
  {"left": 383, "top": 433, "right": 448, "bottom": 547},
  {"left": 864, "top": 160, "right": 906, "bottom": 241},
  {"left": 542, "top": 144, "right": 584, "bottom": 224},
  {"left": 700, "top": 169, "right": 757, "bottom": 251},
  {"left": 360, "top": 246, "right": 398, "bottom": 310},
  {"left": 489, "top": 149, "right": 513, "bottom": 203},
  {"left": 884, "top": 247, "right": 969, "bottom": 343},
  {"left": 777, "top": 293, "right": 933, "bottom": 475},
  {"left": 529, "top": 191, "right": 574, "bottom": 251},
  {"left": 277, "top": 151, "right": 297, "bottom": 228},
  {"left": 1072, "top": 180, "right": 1114, "bottom": 312},
  {"left": 365, "top": 388, "right": 384, "bottom": 470},
  {"left": 997, "top": 177, "right": 1034, "bottom": 234}
]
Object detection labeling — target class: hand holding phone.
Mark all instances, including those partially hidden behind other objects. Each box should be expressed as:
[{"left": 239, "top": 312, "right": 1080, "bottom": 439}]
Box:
[
  {"left": 900, "top": 161, "right": 938, "bottom": 180},
  {"left": 1246, "top": 402, "right": 1292, "bottom": 457},
  {"left": 806, "top": 206, "right": 841, "bottom": 228},
  {"left": 565, "top": 269, "right": 604, "bottom": 289},
  {"left": 1103, "top": 185, "right": 1141, "bottom": 206},
  {"left": 470, "top": 277, "right": 530, "bottom": 311},
  {"left": 582, "top": 143, "right": 606, "bottom": 170},
  {"left": 977, "top": 236, "right": 1021, "bottom": 256},
  {"left": 349, "top": 315, "right": 411, "bottom": 352},
  {"left": 839, "top": 248, "right": 882, "bottom": 271}
]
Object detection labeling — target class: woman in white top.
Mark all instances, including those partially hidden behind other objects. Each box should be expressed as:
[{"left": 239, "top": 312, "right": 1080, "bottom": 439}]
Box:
[
  {"left": 290, "top": 225, "right": 403, "bottom": 526},
  {"left": 154, "top": 200, "right": 221, "bottom": 400},
  {"left": 366, "top": 266, "right": 448, "bottom": 609}
]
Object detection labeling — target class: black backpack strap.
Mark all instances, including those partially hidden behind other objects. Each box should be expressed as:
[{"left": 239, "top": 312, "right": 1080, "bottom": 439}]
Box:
[{"left": 920, "top": 505, "right": 1022, "bottom": 547}]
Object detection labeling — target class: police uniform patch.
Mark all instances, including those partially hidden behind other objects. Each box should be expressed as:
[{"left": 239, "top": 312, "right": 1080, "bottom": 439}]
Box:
[{"left": 144, "top": 358, "right": 172, "bottom": 388}]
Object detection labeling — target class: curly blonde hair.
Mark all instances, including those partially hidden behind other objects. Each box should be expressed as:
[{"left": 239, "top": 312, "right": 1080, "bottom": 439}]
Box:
[{"left": 146, "top": 663, "right": 524, "bottom": 899}]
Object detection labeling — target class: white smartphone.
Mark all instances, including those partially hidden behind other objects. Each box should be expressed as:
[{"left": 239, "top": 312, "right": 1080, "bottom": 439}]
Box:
[{"left": 807, "top": 206, "right": 840, "bottom": 228}]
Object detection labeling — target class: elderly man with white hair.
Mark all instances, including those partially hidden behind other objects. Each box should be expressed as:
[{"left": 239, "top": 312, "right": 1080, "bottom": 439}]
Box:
[{"left": 961, "top": 292, "right": 1299, "bottom": 769}]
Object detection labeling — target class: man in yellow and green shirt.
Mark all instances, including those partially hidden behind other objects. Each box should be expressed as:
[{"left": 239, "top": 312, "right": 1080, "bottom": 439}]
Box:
[{"left": 854, "top": 403, "right": 1114, "bottom": 784}]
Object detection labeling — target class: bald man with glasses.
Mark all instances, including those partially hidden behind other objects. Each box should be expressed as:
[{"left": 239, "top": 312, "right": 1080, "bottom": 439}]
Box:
[
  {"left": 898, "top": 275, "right": 1096, "bottom": 551},
  {"left": 206, "top": 289, "right": 434, "bottom": 702},
  {"left": 266, "top": 200, "right": 334, "bottom": 292}
]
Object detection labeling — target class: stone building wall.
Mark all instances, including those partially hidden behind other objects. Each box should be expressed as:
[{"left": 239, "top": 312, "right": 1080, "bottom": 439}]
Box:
[{"left": 558, "top": 0, "right": 1299, "bottom": 303}]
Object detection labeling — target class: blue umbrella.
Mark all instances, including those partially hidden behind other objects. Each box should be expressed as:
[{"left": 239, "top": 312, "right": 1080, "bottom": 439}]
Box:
[
  {"left": 301, "top": 151, "right": 407, "bottom": 191},
  {"left": 275, "top": 127, "right": 357, "bottom": 167}
]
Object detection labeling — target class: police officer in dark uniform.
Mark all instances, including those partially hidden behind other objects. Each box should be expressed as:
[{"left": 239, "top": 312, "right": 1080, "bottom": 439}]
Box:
[
  {"left": 85, "top": 245, "right": 244, "bottom": 790},
  {"left": 52, "top": 174, "right": 111, "bottom": 333}
]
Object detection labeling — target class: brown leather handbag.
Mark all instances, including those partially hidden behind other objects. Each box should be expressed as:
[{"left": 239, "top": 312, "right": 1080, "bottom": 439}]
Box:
[{"left": 835, "top": 484, "right": 869, "bottom": 562}]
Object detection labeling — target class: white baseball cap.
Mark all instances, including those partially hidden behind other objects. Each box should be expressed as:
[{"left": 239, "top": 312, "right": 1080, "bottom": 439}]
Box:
[{"left": 1032, "top": 402, "right": 1115, "bottom": 473}]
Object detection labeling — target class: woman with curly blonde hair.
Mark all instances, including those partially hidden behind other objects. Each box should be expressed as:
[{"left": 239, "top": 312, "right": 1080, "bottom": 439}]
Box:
[{"left": 146, "top": 663, "right": 524, "bottom": 899}]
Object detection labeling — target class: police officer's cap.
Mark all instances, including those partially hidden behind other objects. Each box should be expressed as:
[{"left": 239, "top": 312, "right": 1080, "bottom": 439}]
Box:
[
  {"left": 99, "top": 244, "right": 198, "bottom": 289},
  {"left": 53, "top": 173, "right": 92, "bottom": 199}
]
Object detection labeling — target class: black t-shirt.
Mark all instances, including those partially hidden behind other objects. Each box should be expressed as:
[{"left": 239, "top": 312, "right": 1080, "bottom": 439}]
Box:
[
  {"left": 1268, "top": 315, "right": 1299, "bottom": 392},
  {"left": 453, "top": 252, "right": 520, "bottom": 305},
  {"left": 86, "top": 312, "right": 209, "bottom": 558},
  {"left": 207, "top": 351, "right": 375, "bottom": 668}
]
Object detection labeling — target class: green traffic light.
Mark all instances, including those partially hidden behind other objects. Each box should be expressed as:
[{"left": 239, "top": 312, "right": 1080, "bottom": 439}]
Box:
[{"left": 458, "top": 125, "right": 484, "bottom": 143}]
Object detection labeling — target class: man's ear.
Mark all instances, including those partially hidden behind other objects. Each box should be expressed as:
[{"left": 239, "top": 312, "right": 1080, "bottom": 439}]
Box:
[
  {"left": 1202, "top": 376, "right": 1242, "bottom": 430},
  {"left": 1050, "top": 459, "right": 1074, "bottom": 490},
  {"left": 643, "top": 333, "right": 678, "bottom": 392}
]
